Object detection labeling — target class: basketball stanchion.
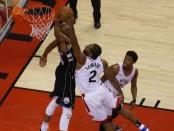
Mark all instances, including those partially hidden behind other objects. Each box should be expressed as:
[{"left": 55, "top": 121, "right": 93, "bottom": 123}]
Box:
[{"left": 12, "top": 5, "right": 55, "bottom": 40}]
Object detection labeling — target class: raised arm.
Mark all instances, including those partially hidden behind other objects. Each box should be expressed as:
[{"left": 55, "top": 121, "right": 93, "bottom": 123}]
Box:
[
  {"left": 56, "top": 6, "right": 86, "bottom": 66},
  {"left": 68, "top": 25, "right": 86, "bottom": 65},
  {"left": 39, "top": 40, "right": 57, "bottom": 67}
]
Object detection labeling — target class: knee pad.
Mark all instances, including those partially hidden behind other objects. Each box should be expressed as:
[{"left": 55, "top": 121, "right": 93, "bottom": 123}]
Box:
[{"left": 45, "top": 97, "right": 58, "bottom": 116}]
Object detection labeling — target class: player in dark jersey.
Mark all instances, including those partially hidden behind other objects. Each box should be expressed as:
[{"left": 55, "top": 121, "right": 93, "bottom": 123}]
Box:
[{"left": 40, "top": 7, "right": 76, "bottom": 131}]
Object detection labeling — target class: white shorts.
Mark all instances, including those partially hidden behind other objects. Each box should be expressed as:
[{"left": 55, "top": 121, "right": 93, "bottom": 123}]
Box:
[
  {"left": 83, "top": 85, "right": 120, "bottom": 121},
  {"left": 104, "top": 80, "right": 119, "bottom": 97}
]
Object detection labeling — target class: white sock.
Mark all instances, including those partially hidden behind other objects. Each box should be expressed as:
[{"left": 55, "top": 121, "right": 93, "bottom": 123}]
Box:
[
  {"left": 59, "top": 107, "right": 72, "bottom": 131},
  {"left": 41, "top": 122, "right": 49, "bottom": 131}
]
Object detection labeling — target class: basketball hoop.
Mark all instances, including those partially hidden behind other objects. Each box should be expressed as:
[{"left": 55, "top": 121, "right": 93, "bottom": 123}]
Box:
[{"left": 12, "top": 5, "right": 55, "bottom": 40}]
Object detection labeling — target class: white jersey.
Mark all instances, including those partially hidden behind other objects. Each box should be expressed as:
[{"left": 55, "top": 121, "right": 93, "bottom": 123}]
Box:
[
  {"left": 76, "top": 57, "right": 121, "bottom": 121},
  {"left": 104, "top": 63, "right": 136, "bottom": 96},
  {"left": 75, "top": 56, "right": 104, "bottom": 94}
]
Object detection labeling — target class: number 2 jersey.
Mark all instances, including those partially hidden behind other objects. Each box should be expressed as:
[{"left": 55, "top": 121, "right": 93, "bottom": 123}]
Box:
[{"left": 75, "top": 56, "right": 104, "bottom": 94}]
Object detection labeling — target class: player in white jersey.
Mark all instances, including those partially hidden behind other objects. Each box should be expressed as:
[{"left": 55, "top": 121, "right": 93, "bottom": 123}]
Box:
[
  {"left": 103, "top": 51, "right": 138, "bottom": 109},
  {"left": 67, "top": 22, "right": 150, "bottom": 130},
  {"left": 75, "top": 51, "right": 124, "bottom": 131},
  {"left": 67, "top": 23, "right": 125, "bottom": 131},
  {"left": 102, "top": 51, "right": 149, "bottom": 131}
]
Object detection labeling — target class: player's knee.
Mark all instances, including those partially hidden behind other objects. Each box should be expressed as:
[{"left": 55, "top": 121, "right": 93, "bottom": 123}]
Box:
[
  {"left": 45, "top": 98, "right": 58, "bottom": 116},
  {"left": 62, "top": 107, "right": 72, "bottom": 119}
]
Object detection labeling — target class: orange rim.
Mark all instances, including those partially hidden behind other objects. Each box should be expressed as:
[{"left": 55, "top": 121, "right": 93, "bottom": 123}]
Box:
[{"left": 22, "top": 5, "right": 55, "bottom": 24}]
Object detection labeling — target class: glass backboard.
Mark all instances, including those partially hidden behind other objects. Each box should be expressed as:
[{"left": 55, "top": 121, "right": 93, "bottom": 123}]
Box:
[{"left": 0, "top": 0, "right": 21, "bottom": 29}]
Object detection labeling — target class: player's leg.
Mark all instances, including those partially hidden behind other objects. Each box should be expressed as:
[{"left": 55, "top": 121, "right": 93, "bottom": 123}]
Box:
[
  {"left": 118, "top": 107, "right": 149, "bottom": 131},
  {"left": 99, "top": 122, "right": 115, "bottom": 131},
  {"left": 69, "top": 0, "right": 78, "bottom": 19},
  {"left": 102, "top": 91, "right": 122, "bottom": 131},
  {"left": 59, "top": 106, "right": 72, "bottom": 131},
  {"left": 83, "top": 88, "right": 118, "bottom": 131},
  {"left": 40, "top": 97, "right": 59, "bottom": 131},
  {"left": 91, "top": 0, "right": 101, "bottom": 28},
  {"left": 106, "top": 108, "right": 122, "bottom": 131}
]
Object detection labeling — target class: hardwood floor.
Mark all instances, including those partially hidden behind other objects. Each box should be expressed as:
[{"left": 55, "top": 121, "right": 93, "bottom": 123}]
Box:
[{"left": 15, "top": 0, "right": 174, "bottom": 110}]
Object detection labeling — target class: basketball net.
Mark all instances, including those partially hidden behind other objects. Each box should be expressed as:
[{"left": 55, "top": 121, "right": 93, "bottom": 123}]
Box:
[{"left": 12, "top": 5, "right": 55, "bottom": 40}]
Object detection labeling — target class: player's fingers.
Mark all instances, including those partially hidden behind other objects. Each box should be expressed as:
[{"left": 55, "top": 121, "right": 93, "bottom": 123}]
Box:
[
  {"left": 39, "top": 59, "right": 46, "bottom": 67},
  {"left": 39, "top": 59, "right": 42, "bottom": 67}
]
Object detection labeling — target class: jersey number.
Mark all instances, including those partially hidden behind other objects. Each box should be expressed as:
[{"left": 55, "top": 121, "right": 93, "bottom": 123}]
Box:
[{"left": 89, "top": 70, "right": 97, "bottom": 82}]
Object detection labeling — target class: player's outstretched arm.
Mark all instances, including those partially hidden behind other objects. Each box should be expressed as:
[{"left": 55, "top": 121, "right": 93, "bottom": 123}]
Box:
[
  {"left": 39, "top": 40, "right": 57, "bottom": 67},
  {"left": 69, "top": 26, "right": 86, "bottom": 65}
]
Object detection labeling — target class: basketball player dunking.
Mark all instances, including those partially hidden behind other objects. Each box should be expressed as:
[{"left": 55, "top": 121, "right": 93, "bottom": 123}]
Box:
[
  {"left": 40, "top": 7, "right": 76, "bottom": 131},
  {"left": 67, "top": 11, "right": 149, "bottom": 131}
]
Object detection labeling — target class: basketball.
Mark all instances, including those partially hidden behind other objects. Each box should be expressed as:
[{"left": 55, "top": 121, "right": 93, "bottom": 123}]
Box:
[{"left": 58, "top": 6, "right": 73, "bottom": 20}]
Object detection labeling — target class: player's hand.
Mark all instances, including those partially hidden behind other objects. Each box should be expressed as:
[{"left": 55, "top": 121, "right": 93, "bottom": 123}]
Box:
[
  {"left": 55, "top": 32, "right": 70, "bottom": 43},
  {"left": 39, "top": 55, "right": 47, "bottom": 67},
  {"left": 128, "top": 99, "right": 136, "bottom": 110},
  {"left": 118, "top": 93, "right": 124, "bottom": 104}
]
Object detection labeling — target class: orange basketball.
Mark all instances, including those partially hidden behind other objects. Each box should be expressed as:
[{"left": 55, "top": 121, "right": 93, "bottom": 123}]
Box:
[{"left": 58, "top": 6, "right": 73, "bottom": 20}]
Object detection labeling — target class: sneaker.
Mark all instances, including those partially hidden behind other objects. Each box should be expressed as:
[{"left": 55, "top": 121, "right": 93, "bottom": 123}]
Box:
[{"left": 141, "top": 127, "right": 149, "bottom": 131}]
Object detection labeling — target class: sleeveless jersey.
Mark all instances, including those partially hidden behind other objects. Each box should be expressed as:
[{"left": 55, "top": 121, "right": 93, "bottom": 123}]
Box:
[
  {"left": 104, "top": 63, "right": 136, "bottom": 95},
  {"left": 50, "top": 47, "right": 76, "bottom": 108},
  {"left": 75, "top": 56, "right": 104, "bottom": 94}
]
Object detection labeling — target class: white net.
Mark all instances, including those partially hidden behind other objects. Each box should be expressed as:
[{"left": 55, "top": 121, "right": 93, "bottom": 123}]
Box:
[
  {"left": 22, "top": 5, "right": 54, "bottom": 40},
  {"left": 30, "top": 19, "right": 53, "bottom": 40}
]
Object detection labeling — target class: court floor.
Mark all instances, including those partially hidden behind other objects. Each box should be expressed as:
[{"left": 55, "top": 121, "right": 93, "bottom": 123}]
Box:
[
  {"left": 16, "top": 0, "right": 174, "bottom": 110},
  {"left": 0, "top": 87, "right": 173, "bottom": 131},
  {"left": 0, "top": 0, "right": 174, "bottom": 130}
]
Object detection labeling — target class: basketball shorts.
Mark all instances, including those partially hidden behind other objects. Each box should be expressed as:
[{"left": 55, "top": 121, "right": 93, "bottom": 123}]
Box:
[{"left": 83, "top": 85, "right": 120, "bottom": 121}]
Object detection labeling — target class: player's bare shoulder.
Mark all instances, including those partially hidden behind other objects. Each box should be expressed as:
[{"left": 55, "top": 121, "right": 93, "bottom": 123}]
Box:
[{"left": 109, "top": 63, "right": 120, "bottom": 76}]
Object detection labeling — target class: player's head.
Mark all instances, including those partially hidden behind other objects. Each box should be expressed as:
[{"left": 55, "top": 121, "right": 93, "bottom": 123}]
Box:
[
  {"left": 123, "top": 51, "right": 138, "bottom": 68},
  {"left": 83, "top": 43, "right": 102, "bottom": 60},
  {"left": 59, "top": 21, "right": 70, "bottom": 35}
]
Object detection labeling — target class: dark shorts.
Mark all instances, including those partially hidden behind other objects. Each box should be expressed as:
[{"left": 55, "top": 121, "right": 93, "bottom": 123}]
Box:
[{"left": 49, "top": 65, "right": 76, "bottom": 108}]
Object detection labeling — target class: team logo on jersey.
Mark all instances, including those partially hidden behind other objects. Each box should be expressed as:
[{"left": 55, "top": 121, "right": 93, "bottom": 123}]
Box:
[{"left": 64, "top": 97, "right": 70, "bottom": 104}]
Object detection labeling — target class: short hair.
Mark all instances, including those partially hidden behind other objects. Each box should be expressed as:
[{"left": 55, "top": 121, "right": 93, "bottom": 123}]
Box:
[
  {"left": 91, "top": 44, "right": 102, "bottom": 60},
  {"left": 126, "top": 51, "right": 138, "bottom": 62}
]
